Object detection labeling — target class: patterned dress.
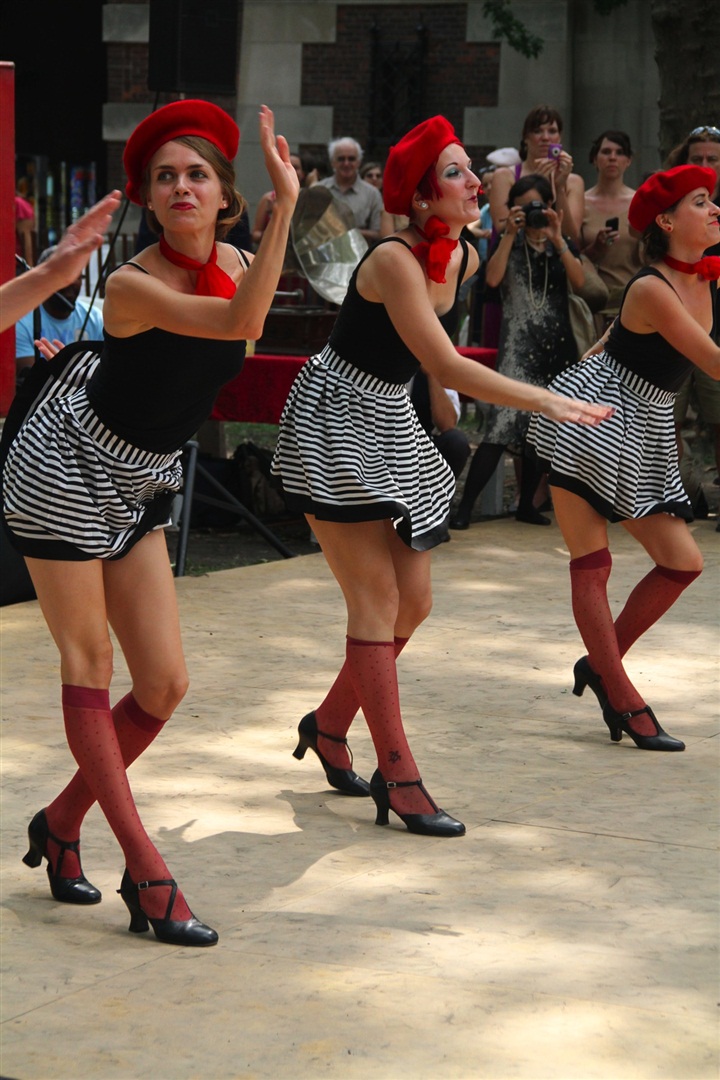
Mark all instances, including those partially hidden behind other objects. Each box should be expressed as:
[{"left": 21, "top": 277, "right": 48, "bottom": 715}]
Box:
[{"left": 483, "top": 232, "right": 577, "bottom": 453}]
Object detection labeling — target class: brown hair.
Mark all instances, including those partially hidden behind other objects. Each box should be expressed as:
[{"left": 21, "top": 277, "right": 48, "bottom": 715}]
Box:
[
  {"left": 416, "top": 162, "right": 443, "bottom": 203},
  {"left": 519, "top": 105, "right": 563, "bottom": 162},
  {"left": 589, "top": 130, "right": 633, "bottom": 164},
  {"left": 140, "top": 135, "right": 246, "bottom": 241}
]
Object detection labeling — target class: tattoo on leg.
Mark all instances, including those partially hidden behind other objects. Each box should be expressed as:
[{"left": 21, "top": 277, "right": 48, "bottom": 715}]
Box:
[{"left": 389, "top": 750, "right": 401, "bottom": 763}]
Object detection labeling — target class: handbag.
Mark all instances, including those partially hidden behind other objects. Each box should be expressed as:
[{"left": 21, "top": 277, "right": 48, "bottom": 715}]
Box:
[
  {"left": 566, "top": 252, "right": 608, "bottom": 359},
  {"left": 567, "top": 292, "right": 598, "bottom": 360}
]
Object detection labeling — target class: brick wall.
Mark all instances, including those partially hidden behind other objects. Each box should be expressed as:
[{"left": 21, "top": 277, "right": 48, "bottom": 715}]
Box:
[{"left": 301, "top": 4, "right": 499, "bottom": 165}]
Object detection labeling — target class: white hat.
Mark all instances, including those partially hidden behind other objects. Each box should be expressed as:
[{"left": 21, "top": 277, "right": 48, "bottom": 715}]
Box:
[{"left": 486, "top": 146, "right": 521, "bottom": 167}]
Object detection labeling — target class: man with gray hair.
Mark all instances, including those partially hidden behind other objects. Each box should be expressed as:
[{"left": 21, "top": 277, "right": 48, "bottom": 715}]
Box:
[{"left": 318, "top": 136, "right": 383, "bottom": 243}]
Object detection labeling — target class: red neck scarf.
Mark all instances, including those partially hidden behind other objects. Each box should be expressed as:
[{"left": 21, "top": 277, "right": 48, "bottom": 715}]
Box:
[
  {"left": 663, "top": 253, "right": 720, "bottom": 281},
  {"left": 411, "top": 216, "right": 458, "bottom": 284},
  {"left": 159, "top": 234, "right": 237, "bottom": 298}
]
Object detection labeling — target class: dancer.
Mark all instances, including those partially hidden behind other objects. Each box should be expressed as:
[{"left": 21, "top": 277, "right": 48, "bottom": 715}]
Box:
[
  {"left": 527, "top": 164, "right": 720, "bottom": 750},
  {"left": 2, "top": 100, "right": 299, "bottom": 944},
  {"left": 271, "top": 116, "right": 612, "bottom": 835}
]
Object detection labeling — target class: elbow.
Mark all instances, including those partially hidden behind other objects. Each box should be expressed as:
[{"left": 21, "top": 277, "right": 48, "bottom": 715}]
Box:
[{"left": 244, "top": 317, "right": 266, "bottom": 342}]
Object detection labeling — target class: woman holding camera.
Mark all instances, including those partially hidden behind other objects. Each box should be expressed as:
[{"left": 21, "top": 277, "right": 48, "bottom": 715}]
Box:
[
  {"left": 488, "top": 105, "right": 585, "bottom": 243},
  {"left": 451, "top": 173, "right": 584, "bottom": 529},
  {"left": 581, "top": 130, "right": 642, "bottom": 319},
  {"left": 528, "top": 164, "right": 720, "bottom": 751}
]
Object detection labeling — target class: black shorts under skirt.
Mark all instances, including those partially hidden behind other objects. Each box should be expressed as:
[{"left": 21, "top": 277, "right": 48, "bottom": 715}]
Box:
[
  {"left": 1, "top": 345, "right": 180, "bottom": 561},
  {"left": 271, "top": 345, "right": 456, "bottom": 551},
  {"left": 527, "top": 352, "right": 693, "bottom": 523}
]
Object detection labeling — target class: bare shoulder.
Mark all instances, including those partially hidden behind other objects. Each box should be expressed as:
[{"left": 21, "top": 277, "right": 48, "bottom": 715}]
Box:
[
  {"left": 218, "top": 241, "right": 254, "bottom": 272},
  {"left": 357, "top": 235, "right": 421, "bottom": 300}
]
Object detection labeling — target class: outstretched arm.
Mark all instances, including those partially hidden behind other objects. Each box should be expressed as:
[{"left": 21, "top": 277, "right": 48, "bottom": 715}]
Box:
[
  {"left": 368, "top": 242, "right": 614, "bottom": 427},
  {"left": 0, "top": 191, "right": 121, "bottom": 333}
]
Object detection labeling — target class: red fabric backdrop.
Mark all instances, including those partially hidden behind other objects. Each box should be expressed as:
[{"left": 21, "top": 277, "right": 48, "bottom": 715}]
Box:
[{"left": 211, "top": 347, "right": 497, "bottom": 425}]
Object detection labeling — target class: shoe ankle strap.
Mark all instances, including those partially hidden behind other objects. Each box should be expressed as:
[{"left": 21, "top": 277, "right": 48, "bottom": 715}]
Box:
[
  {"left": 137, "top": 878, "right": 176, "bottom": 890},
  {"left": 315, "top": 727, "right": 348, "bottom": 747}
]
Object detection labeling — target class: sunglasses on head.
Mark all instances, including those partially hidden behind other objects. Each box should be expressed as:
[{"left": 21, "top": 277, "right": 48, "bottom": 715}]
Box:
[{"left": 689, "top": 126, "right": 720, "bottom": 139}]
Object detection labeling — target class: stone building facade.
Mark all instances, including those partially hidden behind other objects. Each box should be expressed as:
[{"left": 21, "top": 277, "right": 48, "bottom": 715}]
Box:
[{"left": 103, "top": 0, "right": 660, "bottom": 232}]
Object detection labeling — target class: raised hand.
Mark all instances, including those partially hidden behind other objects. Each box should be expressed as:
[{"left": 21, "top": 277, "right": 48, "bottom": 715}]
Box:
[
  {"left": 258, "top": 104, "right": 300, "bottom": 211},
  {"left": 51, "top": 191, "right": 122, "bottom": 281}
]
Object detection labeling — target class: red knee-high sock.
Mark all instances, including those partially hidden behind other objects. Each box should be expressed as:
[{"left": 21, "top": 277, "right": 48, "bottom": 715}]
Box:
[
  {"left": 345, "top": 637, "right": 432, "bottom": 815},
  {"left": 60, "top": 685, "right": 190, "bottom": 920},
  {"left": 569, "top": 549, "right": 647, "bottom": 721},
  {"left": 45, "top": 693, "right": 167, "bottom": 878},
  {"left": 614, "top": 565, "right": 701, "bottom": 657},
  {"left": 315, "top": 636, "right": 409, "bottom": 768}
]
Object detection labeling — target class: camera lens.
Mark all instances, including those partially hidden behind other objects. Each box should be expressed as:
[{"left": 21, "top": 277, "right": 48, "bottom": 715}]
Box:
[{"left": 525, "top": 201, "right": 548, "bottom": 228}]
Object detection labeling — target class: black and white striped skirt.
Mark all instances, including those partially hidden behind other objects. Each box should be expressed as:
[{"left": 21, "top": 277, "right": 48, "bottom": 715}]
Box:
[
  {"left": 2, "top": 346, "right": 181, "bottom": 561},
  {"left": 270, "top": 345, "right": 455, "bottom": 550},
  {"left": 527, "top": 352, "right": 692, "bottom": 522}
]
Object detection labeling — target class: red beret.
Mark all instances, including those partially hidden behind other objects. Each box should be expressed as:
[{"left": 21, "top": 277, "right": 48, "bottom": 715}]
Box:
[
  {"left": 123, "top": 99, "right": 240, "bottom": 205},
  {"left": 628, "top": 164, "right": 717, "bottom": 233},
  {"left": 383, "top": 116, "right": 461, "bottom": 216}
]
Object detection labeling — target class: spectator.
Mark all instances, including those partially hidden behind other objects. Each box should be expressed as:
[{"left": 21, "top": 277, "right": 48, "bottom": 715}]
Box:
[
  {"left": 252, "top": 152, "right": 306, "bottom": 248},
  {"left": 451, "top": 173, "right": 585, "bottom": 529},
  {"left": 581, "top": 130, "right": 642, "bottom": 327},
  {"left": 359, "top": 161, "right": 383, "bottom": 189},
  {"left": 15, "top": 193, "right": 36, "bottom": 266},
  {"left": 488, "top": 104, "right": 585, "bottom": 243},
  {"left": 318, "top": 137, "right": 383, "bottom": 243},
  {"left": 15, "top": 245, "right": 104, "bottom": 383},
  {"left": 0, "top": 192, "right": 120, "bottom": 335},
  {"left": 408, "top": 368, "right": 470, "bottom": 479}
]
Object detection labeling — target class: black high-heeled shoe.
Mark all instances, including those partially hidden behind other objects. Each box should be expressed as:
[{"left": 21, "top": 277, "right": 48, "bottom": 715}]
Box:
[
  {"left": 601, "top": 704, "right": 685, "bottom": 751},
  {"left": 572, "top": 656, "right": 609, "bottom": 710},
  {"left": 515, "top": 506, "right": 551, "bottom": 526},
  {"left": 449, "top": 508, "right": 471, "bottom": 530},
  {"left": 117, "top": 869, "right": 218, "bottom": 946},
  {"left": 22, "top": 809, "right": 101, "bottom": 905},
  {"left": 369, "top": 769, "right": 466, "bottom": 836},
  {"left": 292, "top": 712, "right": 370, "bottom": 796}
]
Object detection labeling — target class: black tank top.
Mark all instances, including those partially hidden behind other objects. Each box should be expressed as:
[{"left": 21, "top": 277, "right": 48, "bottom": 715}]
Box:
[
  {"left": 328, "top": 236, "right": 470, "bottom": 384},
  {"left": 604, "top": 267, "right": 717, "bottom": 392},
  {"left": 86, "top": 261, "right": 247, "bottom": 453}
]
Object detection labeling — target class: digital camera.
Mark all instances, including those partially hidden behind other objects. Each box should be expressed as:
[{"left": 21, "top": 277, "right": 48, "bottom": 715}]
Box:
[
  {"left": 524, "top": 200, "right": 549, "bottom": 228},
  {"left": 547, "top": 143, "right": 563, "bottom": 159}
]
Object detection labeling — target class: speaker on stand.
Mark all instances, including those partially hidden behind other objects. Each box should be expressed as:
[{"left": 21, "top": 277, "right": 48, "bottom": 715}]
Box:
[{"left": 148, "top": 0, "right": 239, "bottom": 95}]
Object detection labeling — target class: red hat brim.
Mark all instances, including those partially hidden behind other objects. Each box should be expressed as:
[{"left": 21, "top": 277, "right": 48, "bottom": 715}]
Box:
[
  {"left": 628, "top": 164, "right": 717, "bottom": 233},
  {"left": 383, "top": 116, "right": 461, "bottom": 217},
  {"left": 123, "top": 99, "right": 240, "bottom": 205}
]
